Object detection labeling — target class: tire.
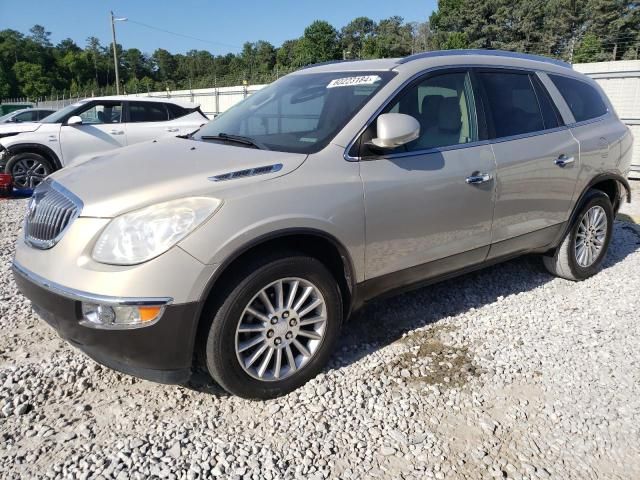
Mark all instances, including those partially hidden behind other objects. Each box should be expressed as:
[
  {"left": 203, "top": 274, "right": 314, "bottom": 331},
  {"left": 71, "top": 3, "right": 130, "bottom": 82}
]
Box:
[
  {"left": 202, "top": 254, "right": 343, "bottom": 399},
  {"left": 543, "top": 190, "right": 613, "bottom": 281},
  {"left": 5, "top": 152, "right": 53, "bottom": 189}
]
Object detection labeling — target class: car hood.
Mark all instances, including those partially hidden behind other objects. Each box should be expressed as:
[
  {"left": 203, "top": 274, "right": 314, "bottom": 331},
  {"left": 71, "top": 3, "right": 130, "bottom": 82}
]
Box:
[
  {"left": 0, "top": 122, "right": 42, "bottom": 135},
  {"left": 50, "top": 137, "right": 308, "bottom": 217}
]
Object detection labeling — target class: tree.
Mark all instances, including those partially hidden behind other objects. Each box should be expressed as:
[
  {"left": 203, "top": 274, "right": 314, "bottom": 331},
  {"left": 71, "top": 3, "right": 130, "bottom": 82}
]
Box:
[
  {"left": 12, "top": 61, "right": 50, "bottom": 98},
  {"left": 276, "top": 39, "right": 299, "bottom": 69},
  {"left": 294, "top": 21, "right": 340, "bottom": 66},
  {"left": 341, "top": 17, "right": 375, "bottom": 59},
  {"left": 152, "top": 48, "right": 177, "bottom": 84},
  {"left": 28, "top": 25, "right": 52, "bottom": 47},
  {"left": 363, "top": 16, "right": 414, "bottom": 58},
  {"left": 573, "top": 33, "right": 605, "bottom": 62},
  {"left": 0, "top": 63, "right": 12, "bottom": 98}
]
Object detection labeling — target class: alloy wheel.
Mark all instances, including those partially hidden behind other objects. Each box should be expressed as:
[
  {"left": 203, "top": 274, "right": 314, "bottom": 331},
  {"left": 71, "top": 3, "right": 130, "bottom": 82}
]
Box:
[
  {"left": 11, "top": 158, "right": 49, "bottom": 188},
  {"left": 575, "top": 205, "right": 607, "bottom": 268},
  {"left": 235, "top": 277, "right": 328, "bottom": 381}
]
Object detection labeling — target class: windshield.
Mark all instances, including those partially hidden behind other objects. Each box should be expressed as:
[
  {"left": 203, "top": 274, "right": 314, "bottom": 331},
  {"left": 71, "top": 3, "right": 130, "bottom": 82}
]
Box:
[
  {"left": 0, "top": 112, "right": 17, "bottom": 122},
  {"left": 196, "top": 71, "right": 395, "bottom": 154},
  {"left": 40, "top": 101, "right": 89, "bottom": 123}
]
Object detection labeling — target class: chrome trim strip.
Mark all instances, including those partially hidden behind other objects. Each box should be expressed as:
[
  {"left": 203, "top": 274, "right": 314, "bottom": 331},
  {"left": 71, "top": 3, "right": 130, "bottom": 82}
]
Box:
[
  {"left": 12, "top": 261, "right": 173, "bottom": 306},
  {"left": 208, "top": 163, "right": 283, "bottom": 182}
]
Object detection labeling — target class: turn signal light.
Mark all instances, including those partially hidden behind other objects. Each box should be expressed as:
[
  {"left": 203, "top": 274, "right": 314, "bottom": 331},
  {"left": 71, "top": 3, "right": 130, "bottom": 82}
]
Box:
[{"left": 81, "top": 303, "right": 164, "bottom": 330}]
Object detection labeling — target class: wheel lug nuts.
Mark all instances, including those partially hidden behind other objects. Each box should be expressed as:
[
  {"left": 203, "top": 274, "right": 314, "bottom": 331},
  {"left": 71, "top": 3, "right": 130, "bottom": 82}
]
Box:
[
  {"left": 270, "top": 317, "right": 278, "bottom": 325},
  {"left": 274, "top": 337, "right": 282, "bottom": 346},
  {"left": 267, "top": 330, "right": 274, "bottom": 338},
  {"left": 289, "top": 319, "right": 297, "bottom": 327},
  {"left": 285, "top": 332, "right": 293, "bottom": 340},
  {"left": 282, "top": 311, "right": 289, "bottom": 319}
]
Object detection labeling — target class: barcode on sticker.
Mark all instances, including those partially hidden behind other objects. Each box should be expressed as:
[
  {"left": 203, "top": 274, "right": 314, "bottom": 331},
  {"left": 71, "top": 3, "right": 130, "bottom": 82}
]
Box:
[{"left": 327, "top": 76, "right": 381, "bottom": 88}]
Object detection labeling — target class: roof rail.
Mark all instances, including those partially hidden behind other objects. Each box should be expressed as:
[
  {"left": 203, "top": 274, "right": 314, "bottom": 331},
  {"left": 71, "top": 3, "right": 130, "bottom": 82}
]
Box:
[{"left": 398, "top": 49, "right": 572, "bottom": 69}]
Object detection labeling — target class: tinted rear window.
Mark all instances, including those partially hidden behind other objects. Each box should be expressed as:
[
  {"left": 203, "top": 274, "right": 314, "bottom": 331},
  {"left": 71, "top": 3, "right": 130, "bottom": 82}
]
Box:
[
  {"left": 479, "top": 72, "right": 545, "bottom": 138},
  {"left": 129, "top": 102, "right": 169, "bottom": 122},
  {"left": 167, "top": 103, "right": 190, "bottom": 119},
  {"left": 548, "top": 74, "right": 607, "bottom": 123}
]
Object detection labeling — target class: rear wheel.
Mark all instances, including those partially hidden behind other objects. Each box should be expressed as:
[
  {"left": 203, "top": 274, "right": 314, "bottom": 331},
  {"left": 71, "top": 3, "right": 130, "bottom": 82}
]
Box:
[
  {"left": 543, "top": 190, "right": 613, "bottom": 281},
  {"left": 5, "top": 152, "right": 53, "bottom": 189},
  {"left": 202, "top": 254, "right": 342, "bottom": 399}
]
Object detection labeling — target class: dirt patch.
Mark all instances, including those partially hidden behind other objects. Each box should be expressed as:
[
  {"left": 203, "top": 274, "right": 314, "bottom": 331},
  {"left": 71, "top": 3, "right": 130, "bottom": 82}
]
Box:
[{"left": 388, "top": 324, "right": 479, "bottom": 389}]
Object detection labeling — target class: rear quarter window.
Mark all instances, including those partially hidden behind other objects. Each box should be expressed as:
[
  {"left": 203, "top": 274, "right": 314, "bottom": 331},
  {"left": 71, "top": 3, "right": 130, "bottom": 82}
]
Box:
[{"left": 548, "top": 74, "right": 608, "bottom": 123}]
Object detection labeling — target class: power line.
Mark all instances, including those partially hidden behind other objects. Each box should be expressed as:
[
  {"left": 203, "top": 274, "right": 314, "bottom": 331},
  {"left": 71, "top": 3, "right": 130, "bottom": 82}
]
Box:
[{"left": 124, "top": 18, "right": 242, "bottom": 51}]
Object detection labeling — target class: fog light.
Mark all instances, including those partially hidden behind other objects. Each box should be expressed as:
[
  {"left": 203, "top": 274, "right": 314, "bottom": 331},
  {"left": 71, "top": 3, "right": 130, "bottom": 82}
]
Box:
[{"left": 81, "top": 303, "right": 163, "bottom": 329}]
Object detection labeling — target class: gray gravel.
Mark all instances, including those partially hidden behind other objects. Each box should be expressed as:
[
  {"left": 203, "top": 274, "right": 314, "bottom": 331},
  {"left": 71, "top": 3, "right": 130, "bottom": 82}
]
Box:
[{"left": 1, "top": 190, "right": 640, "bottom": 480}]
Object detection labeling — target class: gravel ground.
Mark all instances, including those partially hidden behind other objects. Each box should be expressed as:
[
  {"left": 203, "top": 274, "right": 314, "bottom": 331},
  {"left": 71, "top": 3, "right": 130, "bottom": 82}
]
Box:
[{"left": 1, "top": 186, "right": 640, "bottom": 480}]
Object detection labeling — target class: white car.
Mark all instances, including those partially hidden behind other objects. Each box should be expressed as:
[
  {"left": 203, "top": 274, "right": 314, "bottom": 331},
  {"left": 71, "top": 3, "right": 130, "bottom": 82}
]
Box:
[{"left": 0, "top": 96, "right": 208, "bottom": 188}]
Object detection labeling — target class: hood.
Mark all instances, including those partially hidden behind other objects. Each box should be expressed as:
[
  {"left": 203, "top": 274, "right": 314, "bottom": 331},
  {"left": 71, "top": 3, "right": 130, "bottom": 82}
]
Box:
[
  {"left": 50, "top": 137, "right": 308, "bottom": 217},
  {"left": 0, "top": 122, "right": 42, "bottom": 135}
]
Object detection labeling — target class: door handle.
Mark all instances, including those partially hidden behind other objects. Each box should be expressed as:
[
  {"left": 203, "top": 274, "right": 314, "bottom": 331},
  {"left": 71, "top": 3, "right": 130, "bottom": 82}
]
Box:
[
  {"left": 465, "top": 173, "right": 493, "bottom": 185},
  {"left": 554, "top": 155, "right": 575, "bottom": 167},
  {"left": 109, "top": 130, "right": 124, "bottom": 135},
  {"left": 165, "top": 127, "right": 179, "bottom": 132}
]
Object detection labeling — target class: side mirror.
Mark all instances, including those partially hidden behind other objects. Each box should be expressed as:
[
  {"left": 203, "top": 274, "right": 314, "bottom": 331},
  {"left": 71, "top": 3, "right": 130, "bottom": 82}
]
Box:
[
  {"left": 67, "top": 115, "right": 83, "bottom": 126},
  {"left": 371, "top": 113, "right": 420, "bottom": 149}
]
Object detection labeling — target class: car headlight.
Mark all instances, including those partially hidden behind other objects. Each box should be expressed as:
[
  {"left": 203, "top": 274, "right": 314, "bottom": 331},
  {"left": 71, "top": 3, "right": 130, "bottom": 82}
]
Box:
[{"left": 92, "top": 197, "right": 222, "bottom": 265}]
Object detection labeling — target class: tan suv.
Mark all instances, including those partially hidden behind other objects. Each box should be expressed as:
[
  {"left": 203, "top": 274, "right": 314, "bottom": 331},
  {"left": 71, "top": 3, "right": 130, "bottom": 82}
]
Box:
[{"left": 13, "top": 50, "right": 633, "bottom": 398}]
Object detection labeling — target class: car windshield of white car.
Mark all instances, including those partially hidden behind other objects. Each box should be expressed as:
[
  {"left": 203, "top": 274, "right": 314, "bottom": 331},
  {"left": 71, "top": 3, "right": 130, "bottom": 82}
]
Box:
[
  {"left": 196, "top": 71, "right": 396, "bottom": 154},
  {"left": 40, "top": 101, "right": 90, "bottom": 124}
]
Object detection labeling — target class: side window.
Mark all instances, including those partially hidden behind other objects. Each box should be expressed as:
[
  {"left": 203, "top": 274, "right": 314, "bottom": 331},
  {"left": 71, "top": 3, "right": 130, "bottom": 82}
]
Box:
[
  {"left": 531, "top": 75, "right": 561, "bottom": 130},
  {"left": 39, "top": 110, "right": 55, "bottom": 120},
  {"left": 128, "top": 102, "right": 169, "bottom": 123},
  {"left": 479, "top": 72, "right": 544, "bottom": 138},
  {"left": 548, "top": 74, "right": 607, "bottom": 123},
  {"left": 382, "top": 71, "right": 478, "bottom": 152},
  {"left": 14, "top": 111, "right": 37, "bottom": 122},
  {"left": 76, "top": 102, "right": 123, "bottom": 124}
]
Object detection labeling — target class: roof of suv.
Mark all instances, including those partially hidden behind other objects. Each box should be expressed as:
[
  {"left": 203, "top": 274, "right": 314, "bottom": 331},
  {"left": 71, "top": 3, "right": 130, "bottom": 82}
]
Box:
[
  {"left": 78, "top": 95, "right": 199, "bottom": 108},
  {"left": 296, "top": 49, "right": 575, "bottom": 77}
]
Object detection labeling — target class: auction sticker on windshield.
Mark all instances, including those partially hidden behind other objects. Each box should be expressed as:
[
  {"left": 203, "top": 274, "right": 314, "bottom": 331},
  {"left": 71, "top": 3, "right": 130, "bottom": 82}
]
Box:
[{"left": 327, "top": 75, "right": 382, "bottom": 88}]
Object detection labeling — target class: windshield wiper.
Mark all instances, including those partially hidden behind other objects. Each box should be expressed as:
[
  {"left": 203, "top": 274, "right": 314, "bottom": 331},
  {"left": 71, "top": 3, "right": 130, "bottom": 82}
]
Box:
[{"left": 200, "top": 133, "right": 268, "bottom": 150}]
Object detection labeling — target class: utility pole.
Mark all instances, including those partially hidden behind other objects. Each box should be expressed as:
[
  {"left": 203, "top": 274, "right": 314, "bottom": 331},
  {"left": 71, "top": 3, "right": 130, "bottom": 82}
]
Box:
[{"left": 110, "top": 11, "right": 127, "bottom": 95}]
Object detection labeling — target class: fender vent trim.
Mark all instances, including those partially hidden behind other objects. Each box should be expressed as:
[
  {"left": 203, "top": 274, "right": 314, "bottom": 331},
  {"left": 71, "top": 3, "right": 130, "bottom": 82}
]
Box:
[{"left": 208, "top": 163, "right": 283, "bottom": 182}]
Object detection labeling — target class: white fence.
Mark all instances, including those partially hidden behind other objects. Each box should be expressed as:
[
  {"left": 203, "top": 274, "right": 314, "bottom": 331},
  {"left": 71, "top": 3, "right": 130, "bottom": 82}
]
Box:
[{"left": 574, "top": 60, "right": 640, "bottom": 169}]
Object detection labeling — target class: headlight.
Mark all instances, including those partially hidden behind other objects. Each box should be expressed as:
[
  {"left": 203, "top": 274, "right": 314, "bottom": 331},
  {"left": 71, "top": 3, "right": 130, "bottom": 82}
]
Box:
[{"left": 92, "top": 197, "right": 222, "bottom": 265}]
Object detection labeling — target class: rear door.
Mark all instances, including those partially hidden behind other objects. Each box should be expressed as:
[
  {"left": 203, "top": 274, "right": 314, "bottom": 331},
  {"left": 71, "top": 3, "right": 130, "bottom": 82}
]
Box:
[
  {"left": 59, "top": 100, "right": 127, "bottom": 165},
  {"left": 544, "top": 73, "right": 630, "bottom": 181},
  {"left": 125, "top": 101, "right": 175, "bottom": 145},
  {"left": 476, "top": 68, "right": 580, "bottom": 258},
  {"left": 166, "top": 103, "right": 209, "bottom": 134},
  {"left": 358, "top": 69, "right": 497, "bottom": 280}
]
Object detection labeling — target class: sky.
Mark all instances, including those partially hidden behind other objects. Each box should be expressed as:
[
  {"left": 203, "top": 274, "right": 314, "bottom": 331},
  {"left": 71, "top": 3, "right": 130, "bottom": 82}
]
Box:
[{"left": 0, "top": 0, "right": 437, "bottom": 55}]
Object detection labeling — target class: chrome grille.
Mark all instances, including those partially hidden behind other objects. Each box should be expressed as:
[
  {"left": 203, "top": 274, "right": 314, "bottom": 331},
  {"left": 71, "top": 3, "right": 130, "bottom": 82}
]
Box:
[{"left": 24, "top": 181, "right": 82, "bottom": 249}]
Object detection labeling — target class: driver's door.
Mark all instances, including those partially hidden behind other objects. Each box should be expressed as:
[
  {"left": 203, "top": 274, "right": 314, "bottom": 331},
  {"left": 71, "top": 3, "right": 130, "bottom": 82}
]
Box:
[
  {"left": 358, "top": 69, "right": 497, "bottom": 281},
  {"left": 59, "top": 100, "right": 127, "bottom": 165}
]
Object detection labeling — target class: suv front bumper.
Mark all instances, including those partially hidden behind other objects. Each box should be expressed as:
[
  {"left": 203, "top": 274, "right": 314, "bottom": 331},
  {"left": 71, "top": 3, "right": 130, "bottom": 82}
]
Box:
[{"left": 13, "top": 262, "right": 200, "bottom": 384}]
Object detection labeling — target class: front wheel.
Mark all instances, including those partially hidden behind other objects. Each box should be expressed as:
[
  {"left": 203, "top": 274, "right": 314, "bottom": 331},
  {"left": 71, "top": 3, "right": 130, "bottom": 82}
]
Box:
[
  {"left": 202, "top": 255, "right": 343, "bottom": 399},
  {"left": 543, "top": 190, "right": 613, "bottom": 281},
  {"left": 5, "top": 152, "right": 53, "bottom": 189}
]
